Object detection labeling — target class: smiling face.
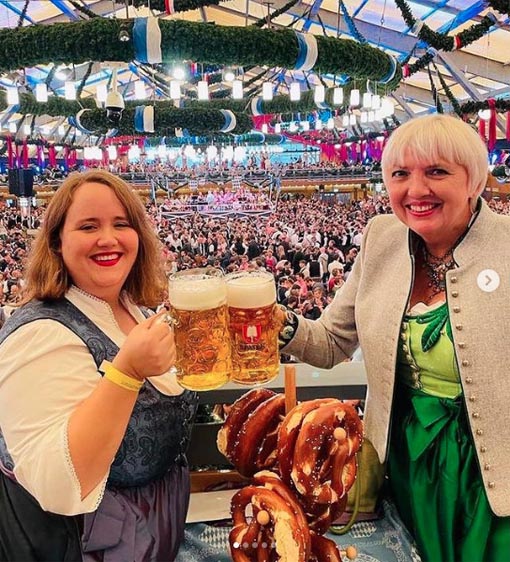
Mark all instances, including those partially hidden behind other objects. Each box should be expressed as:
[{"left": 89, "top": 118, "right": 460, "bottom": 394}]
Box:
[
  {"left": 386, "top": 155, "right": 472, "bottom": 254},
  {"left": 381, "top": 114, "right": 489, "bottom": 255},
  {"left": 59, "top": 181, "right": 139, "bottom": 304}
]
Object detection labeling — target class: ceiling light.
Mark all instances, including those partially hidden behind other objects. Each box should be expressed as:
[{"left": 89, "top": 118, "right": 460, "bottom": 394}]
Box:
[
  {"left": 333, "top": 87, "right": 343, "bottom": 105},
  {"left": 197, "top": 80, "right": 209, "bottom": 100},
  {"left": 290, "top": 82, "right": 300, "bottom": 102},
  {"left": 173, "top": 67, "right": 186, "bottom": 81},
  {"left": 349, "top": 89, "right": 360, "bottom": 107},
  {"left": 314, "top": 84, "right": 325, "bottom": 104},
  {"left": 65, "top": 82, "right": 76, "bottom": 100},
  {"left": 224, "top": 69, "right": 235, "bottom": 82},
  {"left": 232, "top": 80, "right": 243, "bottom": 99},
  {"left": 6, "top": 87, "right": 19, "bottom": 105},
  {"left": 96, "top": 84, "right": 107, "bottom": 103},
  {"left": 118, "top": 22, "right": 130, "bottom": 42},
  {"left": 35, "top": 83, "right": 48, "bottom": 103},
  {"left": 262, "top": 82, "right": 273, "bottom": 101},
  {"left": 478, "top": 109, "right": 491, "bottom": 120},
  {"left": 134, "top": 81, "right": 146, "bottom": 100}
]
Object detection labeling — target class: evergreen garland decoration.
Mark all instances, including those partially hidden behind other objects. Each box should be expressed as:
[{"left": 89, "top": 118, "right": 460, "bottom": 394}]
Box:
[
  {"left": 0, "top": 91, "right": 252, "bottom": 135},
  {"left": 404, "top": 51, "right": 435, "bottom": 78},
  {"left": 487, "top": 1, "right": 510, "bottom": 16},
  {"left": 132, "top": 0, "right": 221, "bottom": 13},
  {"left": 0, "top": 17, "right": 401, "bottom": 90},
  {"left": 460, "top": 98, "right": 510, "bottom": 117},
  {"left": 17, "top": 0, "right": 30, "bottom": 28},
  {"left": 68, "top": 0, "right": 98, "bottom": 19},
  {"left": 339, "top": 1, "right": 366, "bottom": 44},
  {"left": 395, "top": 0, "right": 498, "bottom": 52},
  {"left": 432, "top": 61, "right": 461, "bottom": 116},
  {"left": 252, "top": 0, "right": 300, "bottom": 28},
  {"left": 427, "top": 66, "right": 443, "bottom": 114}
]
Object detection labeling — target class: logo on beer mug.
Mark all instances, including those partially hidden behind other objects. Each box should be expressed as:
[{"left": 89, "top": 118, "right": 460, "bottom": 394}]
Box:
[{"left": 242, "top": 324, "right": 262, "bottom": 343}]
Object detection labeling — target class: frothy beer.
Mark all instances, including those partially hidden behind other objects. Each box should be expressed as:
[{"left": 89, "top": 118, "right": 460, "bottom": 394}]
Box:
[
  {"left": 169, "top": 270, "right": 232, "bottom": 391},
  {"left": 226, "top": 272, "right": 279, "bottom": 385}
]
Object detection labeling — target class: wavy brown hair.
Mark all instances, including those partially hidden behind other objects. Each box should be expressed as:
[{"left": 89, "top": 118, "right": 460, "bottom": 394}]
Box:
[{"left": 23, "top": 169, "right": 166, "bottom": 307}]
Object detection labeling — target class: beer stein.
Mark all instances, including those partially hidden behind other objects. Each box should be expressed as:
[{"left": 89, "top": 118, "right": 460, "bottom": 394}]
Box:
[
  {"left": 225, "top": 270, "right": 279, "bottom": 385},
  {"left": 168, "top": 268, "right": 232, "bottom": 391}
]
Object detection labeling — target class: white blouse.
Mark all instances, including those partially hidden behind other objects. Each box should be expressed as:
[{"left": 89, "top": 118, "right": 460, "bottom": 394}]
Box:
[{"left": 0, "top": 286, "right": 183, "bottom": 516}]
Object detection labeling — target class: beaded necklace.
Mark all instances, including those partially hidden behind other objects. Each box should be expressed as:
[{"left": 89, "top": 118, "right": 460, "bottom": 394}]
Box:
[{"left": 421, "top": 244, "right": 456, "bottom": 302}]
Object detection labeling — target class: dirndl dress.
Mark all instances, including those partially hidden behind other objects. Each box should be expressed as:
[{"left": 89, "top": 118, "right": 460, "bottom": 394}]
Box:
[{"left": 387, "top": 301, "right": 510, "bottom": 562}]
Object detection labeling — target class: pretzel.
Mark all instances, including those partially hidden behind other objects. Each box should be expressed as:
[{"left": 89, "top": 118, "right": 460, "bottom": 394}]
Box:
[
  {"left": 229, "top": 475, "right": 311, "bottom": 562},
  {"left": 310, "top": 532, "right": 342, "bottom": 562},
  {"left": 277, "top": 398, "right": 338, "bottom": 485},
  {"left": 217, "top": 388, "right": 276, "bottom": 463},
  {"left": 290, "top": 401, "right": 362, "bottom": 503}
]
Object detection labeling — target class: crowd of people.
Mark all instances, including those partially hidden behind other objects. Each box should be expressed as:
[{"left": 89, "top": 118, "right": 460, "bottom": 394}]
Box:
[{"left": 1, "top": 188, "right": 510, "bottom": 322}]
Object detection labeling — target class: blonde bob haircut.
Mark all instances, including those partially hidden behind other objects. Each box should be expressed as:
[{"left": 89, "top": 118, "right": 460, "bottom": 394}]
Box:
[
  {"left": 23, "top": 169, "right": 166, "bottom": 307},
  {"left": 381, "top": 113, "right": 488, "bottom": 203}
]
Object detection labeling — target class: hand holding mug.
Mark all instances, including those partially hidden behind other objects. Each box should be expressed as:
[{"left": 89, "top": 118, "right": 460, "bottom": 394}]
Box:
[{"left": 113, "top": 312, "right": 176, "bottom": 381}]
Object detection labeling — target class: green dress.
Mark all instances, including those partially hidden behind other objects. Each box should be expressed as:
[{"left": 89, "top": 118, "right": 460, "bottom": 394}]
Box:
[{"left": 388, "top": 301, "right": 510, "bottom": 562}]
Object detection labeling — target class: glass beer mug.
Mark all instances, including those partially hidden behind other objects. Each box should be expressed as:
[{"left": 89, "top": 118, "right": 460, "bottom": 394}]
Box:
[
  {"left": 168, "top": 268, "right": 232, "bottom": 391},
  {"left": 225, "top": 270, "right": 279, "bottom": 385}
]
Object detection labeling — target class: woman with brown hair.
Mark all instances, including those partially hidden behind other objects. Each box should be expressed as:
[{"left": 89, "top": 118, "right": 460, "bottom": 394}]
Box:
[{"left": 0, "top": 169, "right": 198, "bottom": 561}]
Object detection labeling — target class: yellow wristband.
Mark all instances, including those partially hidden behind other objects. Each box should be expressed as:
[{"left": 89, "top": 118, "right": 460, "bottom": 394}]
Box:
[{"left": 101, "top": 361, "right": 143, "bottom": 392}]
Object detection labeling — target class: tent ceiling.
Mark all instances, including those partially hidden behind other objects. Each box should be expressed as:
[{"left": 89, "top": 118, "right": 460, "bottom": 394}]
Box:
[{"left": 0, "top": 0, "right": 509, "bottom": 140}]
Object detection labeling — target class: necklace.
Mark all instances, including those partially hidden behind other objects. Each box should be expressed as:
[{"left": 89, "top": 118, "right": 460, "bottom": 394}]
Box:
[{"left": 421, "top": 243, "right": 456, "bottom": 301}]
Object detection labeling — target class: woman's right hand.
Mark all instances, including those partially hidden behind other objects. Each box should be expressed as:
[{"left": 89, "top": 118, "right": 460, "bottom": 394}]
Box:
[{"left": 112, "top": 313, "right": 176, "bottom": 381}]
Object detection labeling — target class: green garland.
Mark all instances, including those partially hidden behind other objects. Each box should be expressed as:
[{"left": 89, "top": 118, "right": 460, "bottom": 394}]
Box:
[
  {"left": 131, "top": 0, "right": 220, "bottom": 12},
  {"left": 0, "top": 91, "right": 252, "bottom": 135},
  {"left": 0, "top": 18, "right": 401, "bottom": 89},
  {"left": 395, "top": 0, "right": 497, "bottom": 52},
  {"left": 487, "top": 1, "right": 510, "bottom": 16},
  {"left": 431, "top": 61, "right": 461, "bottom": 116},
  {"left": 0, "top": 17, "right": 400, "bottom": 136},
  {"left": 460, "top": 98, "right": 510, "bottom": 116}
]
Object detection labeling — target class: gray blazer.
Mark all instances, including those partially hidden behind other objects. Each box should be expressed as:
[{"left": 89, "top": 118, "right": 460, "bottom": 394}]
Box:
[{"left": 284, "top": 200, "right": 510, "bottom": 516}]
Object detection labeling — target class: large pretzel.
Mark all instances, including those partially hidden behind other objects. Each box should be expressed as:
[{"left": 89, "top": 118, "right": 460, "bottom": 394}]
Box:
[
  {"left": 278, "top": 400, "right": 362, "bottom": 530},
  {"left": 218, "top": 388, "right": 286, "bottom": 477},
  {"left": 229, "top": 472, "right": 311, "bottom": 562},
  {"left": 220, "top": 394, "right": 362, "bottom": 560}
]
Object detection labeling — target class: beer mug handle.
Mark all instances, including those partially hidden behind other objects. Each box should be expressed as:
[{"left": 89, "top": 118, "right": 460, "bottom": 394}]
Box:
[{"left": 162, "top": 313, "right": 180, "bottom": 328}]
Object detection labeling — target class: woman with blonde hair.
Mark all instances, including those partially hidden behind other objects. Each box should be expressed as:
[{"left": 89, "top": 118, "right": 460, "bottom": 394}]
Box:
[
  {"left": 0, "top": 169, "right": 198, "bottom": 561},
  {"left": 278, "top": 114, "right": 510, "bottom": 561}
]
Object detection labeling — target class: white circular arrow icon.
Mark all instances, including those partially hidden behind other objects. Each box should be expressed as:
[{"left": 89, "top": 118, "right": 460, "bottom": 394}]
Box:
[{"left": 476, "top": 269, "right": 500, "bottom": 292}]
